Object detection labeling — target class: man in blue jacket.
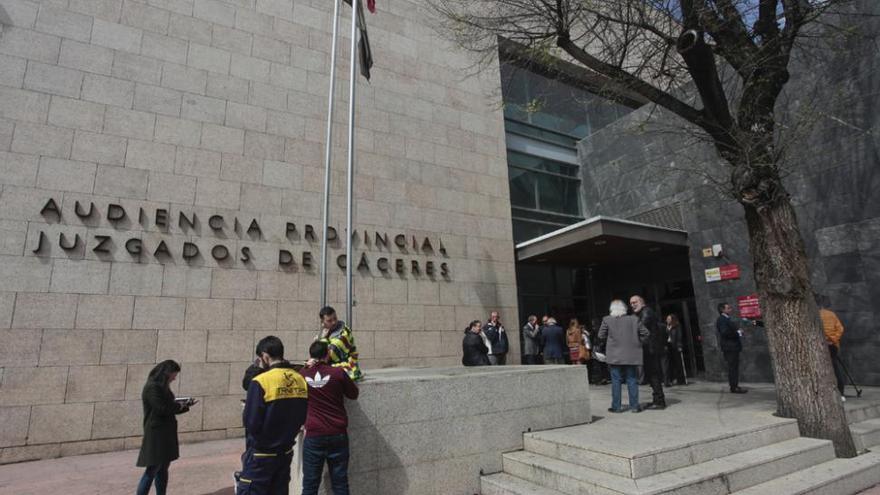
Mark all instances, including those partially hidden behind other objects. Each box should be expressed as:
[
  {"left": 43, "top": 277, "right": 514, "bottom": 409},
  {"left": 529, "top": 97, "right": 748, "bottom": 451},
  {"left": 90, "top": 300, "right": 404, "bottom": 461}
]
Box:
[
  {"left": 716, "top": 303, "right": 748, "bottom": 394},
  {"left": 483, "top": 311, "right": 509, "bottom": 365},
  {"left": 237, "top": 336, "right": 308, "bottom": 495},
  {"left": 541, "top": 317, "right": 566, "bottom": 365}
]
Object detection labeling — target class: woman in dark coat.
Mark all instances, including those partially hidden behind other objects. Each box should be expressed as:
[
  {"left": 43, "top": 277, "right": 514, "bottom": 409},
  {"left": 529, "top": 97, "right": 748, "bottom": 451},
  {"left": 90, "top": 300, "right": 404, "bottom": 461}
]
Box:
[
  {"left": 136, "top": 360, "right": 195, "bottom": 495},
  {"left": 462, "top": 320, "right": 491, "bottom": 366}
]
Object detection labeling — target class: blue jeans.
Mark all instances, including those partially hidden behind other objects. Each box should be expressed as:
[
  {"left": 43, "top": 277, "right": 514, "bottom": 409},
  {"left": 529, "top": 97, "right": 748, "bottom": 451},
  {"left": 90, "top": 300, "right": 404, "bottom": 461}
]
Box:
[
  {"left": 301, "top": 434, "right": 350, "bottom": 495},
  {"left": 136, "top": 462, "right": 169, "bottom": 495},
  {"left": 610, "top": 365, "right": 639, "bottom": 411}
]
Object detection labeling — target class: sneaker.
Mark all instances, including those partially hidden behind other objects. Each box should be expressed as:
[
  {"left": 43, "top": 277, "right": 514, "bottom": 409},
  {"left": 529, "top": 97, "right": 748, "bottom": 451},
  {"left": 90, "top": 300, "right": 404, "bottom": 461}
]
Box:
[
  {"left": 731, "top": 388, "right": 748, "bottom": 394},
  {"left": 631, "top": 406, "right": 643, "bottom": 413},
  {"left": 841, "top": 396, "right": 847, "bottom": 403},
  {"left": 607, "top": 407, "right": 624, "bottom": 413}
]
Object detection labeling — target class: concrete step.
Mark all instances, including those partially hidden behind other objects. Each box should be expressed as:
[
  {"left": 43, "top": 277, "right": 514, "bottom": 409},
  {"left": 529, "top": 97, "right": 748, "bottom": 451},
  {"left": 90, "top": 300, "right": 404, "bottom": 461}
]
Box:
[
  {"left": 480, "top": 473, "right": 568, "bottom": 495},
  {"left": 850, "top": 418, "right": 880, "bottom": 453},
  {"left": 846, "top": 401, "right": 880, "bottom": 424},
  {"left": 733, "top": 451, "right": 880, "bottom": 495},
  {"left": 523, "top": 420, "right": 801, "bottom": 478},
  {"left": 502, "top": 437, "right": 835, "bottom": 495}
]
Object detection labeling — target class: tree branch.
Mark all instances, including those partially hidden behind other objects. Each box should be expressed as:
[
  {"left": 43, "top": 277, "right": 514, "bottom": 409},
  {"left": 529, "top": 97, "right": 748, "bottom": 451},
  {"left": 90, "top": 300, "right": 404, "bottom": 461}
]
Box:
[{"left": 554, "top": 33, "right": 706, "bottom": 128}]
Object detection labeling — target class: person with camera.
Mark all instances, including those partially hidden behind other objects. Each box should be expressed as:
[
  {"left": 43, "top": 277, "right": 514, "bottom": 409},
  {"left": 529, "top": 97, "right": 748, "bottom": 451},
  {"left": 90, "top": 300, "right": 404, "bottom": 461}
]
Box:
[
  {"left": 136, "top": 360, "right": 196, "bottom": 495},
  {"left": 313, "top": 306, "right": 363, "bottom": 381}
]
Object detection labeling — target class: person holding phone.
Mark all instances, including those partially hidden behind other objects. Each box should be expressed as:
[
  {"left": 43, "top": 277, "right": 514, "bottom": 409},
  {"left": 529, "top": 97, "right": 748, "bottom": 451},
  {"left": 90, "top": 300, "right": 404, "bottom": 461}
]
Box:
[{"left": 136, "top": 360, "right": 196, "bottom": 495}]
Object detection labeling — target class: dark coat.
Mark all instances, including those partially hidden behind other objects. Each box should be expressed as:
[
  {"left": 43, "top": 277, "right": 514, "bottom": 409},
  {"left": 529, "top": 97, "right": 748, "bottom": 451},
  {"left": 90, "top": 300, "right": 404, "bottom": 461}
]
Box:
[
  {"left": 483, "top": 322, "right": 509, "bottom": 355},
  {"left": 599, "top": 315, "right": 649, "bottom": 366},
  {"left": 637, "top": 307, "right": 666, "bottom": 355},
  {"left": 716, "top": 314, "right": 743, "bottom": 352},
  {"left": 667, "top": 323, "right": 683, "bottom": 350},
  {"left": 462, "top": 329, "right": 490, "bottom": 366},
  {"left": 136, "top": 382, "right": 189, "bottom": 467},
  {"left": 541, "top": 324, "right": 566, "bottom": 360}
]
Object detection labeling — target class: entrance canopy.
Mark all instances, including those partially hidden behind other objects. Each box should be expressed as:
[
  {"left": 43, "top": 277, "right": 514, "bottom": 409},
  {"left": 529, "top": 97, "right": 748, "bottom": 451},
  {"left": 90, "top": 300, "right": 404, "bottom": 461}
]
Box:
[{"left": 515, "top": 216, "right": 689, "bottom": 265}]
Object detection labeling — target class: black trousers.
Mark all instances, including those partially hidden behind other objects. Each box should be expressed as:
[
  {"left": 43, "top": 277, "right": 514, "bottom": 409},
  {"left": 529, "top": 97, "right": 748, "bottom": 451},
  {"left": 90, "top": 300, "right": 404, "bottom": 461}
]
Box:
[
  {"left": 644, "top": 352, "right": 665, "bottom": 405},
  {"left": 723, "top": 350, "right": 740, "bottom": 391}
]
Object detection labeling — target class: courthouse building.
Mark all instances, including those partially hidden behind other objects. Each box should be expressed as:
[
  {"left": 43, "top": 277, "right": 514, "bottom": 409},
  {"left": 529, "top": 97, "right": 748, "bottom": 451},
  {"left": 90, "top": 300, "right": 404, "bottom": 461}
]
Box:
[{"left": 0, "top": 0, "right": 878, "bottom": 461}]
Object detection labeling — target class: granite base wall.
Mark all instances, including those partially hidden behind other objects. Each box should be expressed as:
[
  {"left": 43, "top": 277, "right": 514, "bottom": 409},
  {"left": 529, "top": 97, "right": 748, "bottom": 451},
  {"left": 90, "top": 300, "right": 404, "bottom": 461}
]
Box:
[{"left": 291, "top": 365, "right": 592, "bottom": 495}]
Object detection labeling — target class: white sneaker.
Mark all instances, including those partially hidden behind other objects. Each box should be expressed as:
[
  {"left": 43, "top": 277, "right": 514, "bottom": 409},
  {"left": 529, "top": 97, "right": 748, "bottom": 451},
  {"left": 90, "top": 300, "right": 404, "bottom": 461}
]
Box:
[{"left": 841, "top": 396, "right": 847, "bottom": 403}]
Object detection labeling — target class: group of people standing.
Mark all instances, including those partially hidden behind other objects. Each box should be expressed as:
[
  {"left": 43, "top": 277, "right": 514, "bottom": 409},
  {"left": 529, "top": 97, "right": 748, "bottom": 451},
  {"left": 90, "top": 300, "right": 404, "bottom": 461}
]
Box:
[
  {"left": 135, "top": 305, "right": 362, "bottom": 495},
  {"left": 461, "top": 311, "right": 511, "bottom": 366}
]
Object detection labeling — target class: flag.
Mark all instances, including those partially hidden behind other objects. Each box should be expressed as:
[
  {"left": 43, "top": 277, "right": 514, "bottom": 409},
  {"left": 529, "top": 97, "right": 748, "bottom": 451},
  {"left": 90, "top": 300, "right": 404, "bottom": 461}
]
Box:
[{"left": 343, "top": 0, "right": 374, "bottom": 80}]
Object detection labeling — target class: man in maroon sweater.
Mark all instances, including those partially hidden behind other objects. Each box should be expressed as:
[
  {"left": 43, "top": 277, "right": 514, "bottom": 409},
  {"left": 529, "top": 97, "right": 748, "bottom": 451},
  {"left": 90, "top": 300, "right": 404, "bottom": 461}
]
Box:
[{"left": 300, "top": 340, "right": 359, "bottom": 495}]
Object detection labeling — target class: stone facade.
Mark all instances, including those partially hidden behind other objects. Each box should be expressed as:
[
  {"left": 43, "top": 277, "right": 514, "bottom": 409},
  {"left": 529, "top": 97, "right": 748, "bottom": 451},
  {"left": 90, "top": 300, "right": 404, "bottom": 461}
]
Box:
[
  {"left": 577, "top": 6, "right": 880, "bottom": 385},
  {"left": 0, "top": 0, "right": 518, "bottom": 461}
]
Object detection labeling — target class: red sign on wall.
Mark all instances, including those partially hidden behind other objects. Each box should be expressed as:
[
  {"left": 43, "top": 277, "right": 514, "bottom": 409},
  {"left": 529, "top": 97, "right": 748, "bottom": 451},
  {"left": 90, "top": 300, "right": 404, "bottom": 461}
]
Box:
[
  {"left": 720, "top": 264, "right": 740, "bottom": 281},
  {"left": 738, "top": 295, "right": 761, "bottom": 318}
]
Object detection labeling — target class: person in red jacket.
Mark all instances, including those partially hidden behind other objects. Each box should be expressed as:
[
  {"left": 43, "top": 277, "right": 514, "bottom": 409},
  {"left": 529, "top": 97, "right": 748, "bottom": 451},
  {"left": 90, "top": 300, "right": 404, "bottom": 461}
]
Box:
[{"left": 300, "top": 340, "right": 360, "bottom": 495}]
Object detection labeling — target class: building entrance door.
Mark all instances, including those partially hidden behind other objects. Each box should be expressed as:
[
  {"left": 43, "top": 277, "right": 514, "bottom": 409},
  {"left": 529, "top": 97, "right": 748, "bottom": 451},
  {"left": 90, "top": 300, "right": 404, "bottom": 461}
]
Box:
[{"left": 658, "top": 299, "right": 705, "bottom": 378}]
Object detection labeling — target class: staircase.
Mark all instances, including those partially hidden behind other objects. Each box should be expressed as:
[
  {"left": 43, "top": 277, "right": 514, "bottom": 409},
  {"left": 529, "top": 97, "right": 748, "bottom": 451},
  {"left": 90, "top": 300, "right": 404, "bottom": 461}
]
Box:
[
  {"left": 848, "top": 401, "right": 880, "bottom": 453},
  {"left": 482, "top": 403, "right": 880, "bottom": 495}
]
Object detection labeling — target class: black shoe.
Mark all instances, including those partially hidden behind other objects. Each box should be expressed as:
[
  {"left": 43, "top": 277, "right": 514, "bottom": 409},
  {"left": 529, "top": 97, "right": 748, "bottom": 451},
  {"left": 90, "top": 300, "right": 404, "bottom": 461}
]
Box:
[
  {"left": 664, "top": 382, "right": 673, "bottom": 387},
  {"left": 730, "top": 387, "right": 748, "bottom": 394},
  {"left": 651, "top": 402, "right": 667, "bottom": 410},
  {"left": 631, "top": 406, "right": 643, "bottom": 413},
  {"left": 608, "top": 407, "right": 624, "bottom": 413}
]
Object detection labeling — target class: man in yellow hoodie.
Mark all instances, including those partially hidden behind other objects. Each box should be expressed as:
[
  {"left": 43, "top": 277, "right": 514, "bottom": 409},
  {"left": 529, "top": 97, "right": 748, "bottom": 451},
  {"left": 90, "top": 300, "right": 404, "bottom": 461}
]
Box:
[{"left": 816, "top": 294, "right": 845, "bottom": 401}]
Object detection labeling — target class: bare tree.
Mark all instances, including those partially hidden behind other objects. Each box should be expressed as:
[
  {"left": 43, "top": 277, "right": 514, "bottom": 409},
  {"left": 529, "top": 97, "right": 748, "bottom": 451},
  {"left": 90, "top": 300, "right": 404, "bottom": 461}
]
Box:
[{"left": 429, "top": 0, "right": 865, "bottom": 456}]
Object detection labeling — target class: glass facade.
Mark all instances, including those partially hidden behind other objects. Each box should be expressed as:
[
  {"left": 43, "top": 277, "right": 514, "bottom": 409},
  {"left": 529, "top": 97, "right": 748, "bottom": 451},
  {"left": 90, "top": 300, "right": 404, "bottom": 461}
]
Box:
[
  {"left": 500, "top": 62, "right": 636, "bottom": 243},
  {"left": 500, "top": 63, "right": 635, "bottom": 140}
]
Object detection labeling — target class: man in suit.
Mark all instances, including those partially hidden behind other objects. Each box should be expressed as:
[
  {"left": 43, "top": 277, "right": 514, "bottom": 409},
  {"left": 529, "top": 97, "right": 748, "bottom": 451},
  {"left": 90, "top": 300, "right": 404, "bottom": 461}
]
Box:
[
  {"left": 521, "top": 315, "right": 541, "bottom": 365},
  {"left": 716, "top": 303, "right": 748, "bottom": 394},
  {"left": 540, "top": 318, "right": 566, "bottom": 365}
]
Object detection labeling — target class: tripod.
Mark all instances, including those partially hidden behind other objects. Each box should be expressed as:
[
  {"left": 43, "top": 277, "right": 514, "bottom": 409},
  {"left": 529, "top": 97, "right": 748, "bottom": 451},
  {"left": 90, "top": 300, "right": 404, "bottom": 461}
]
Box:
[{"left": 833, "top": 352, "right": 862, "bottom": 398}]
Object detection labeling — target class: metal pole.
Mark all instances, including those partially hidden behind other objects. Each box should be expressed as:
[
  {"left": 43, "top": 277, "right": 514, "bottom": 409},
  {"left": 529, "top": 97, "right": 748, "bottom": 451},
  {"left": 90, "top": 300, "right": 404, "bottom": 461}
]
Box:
[
  {"left": 319, "top": 0, "right": 342, "bottom": 309},
  {"left": 344, "top": 0, "right": 359, "bottom": 326}
]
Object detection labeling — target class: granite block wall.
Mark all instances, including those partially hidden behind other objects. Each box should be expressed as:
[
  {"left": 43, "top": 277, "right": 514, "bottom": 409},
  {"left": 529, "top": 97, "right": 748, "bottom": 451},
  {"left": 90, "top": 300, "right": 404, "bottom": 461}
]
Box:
[{"left": 0, "top": 0, "right": 519, "bottom": 462}]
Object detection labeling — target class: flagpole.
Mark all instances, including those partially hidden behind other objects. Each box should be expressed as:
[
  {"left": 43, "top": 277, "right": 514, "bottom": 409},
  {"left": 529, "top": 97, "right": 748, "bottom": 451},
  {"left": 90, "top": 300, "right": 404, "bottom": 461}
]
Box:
[
  {"left": 345, "top": 0, "right": 359, "bottom": 326},
  {"left": 319, "top": 0, "right": 342, "bottom": 309}
]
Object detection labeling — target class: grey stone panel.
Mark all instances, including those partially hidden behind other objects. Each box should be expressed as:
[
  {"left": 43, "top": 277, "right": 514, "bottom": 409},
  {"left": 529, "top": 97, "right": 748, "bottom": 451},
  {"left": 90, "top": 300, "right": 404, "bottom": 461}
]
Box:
[{"left": 291, "top": 366, "right": 591, "bottom": 495}]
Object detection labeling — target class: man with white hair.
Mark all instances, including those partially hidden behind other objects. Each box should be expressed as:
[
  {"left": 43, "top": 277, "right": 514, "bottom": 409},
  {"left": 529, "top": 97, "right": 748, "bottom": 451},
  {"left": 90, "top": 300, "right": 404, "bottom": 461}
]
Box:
[{"left": 541, "top": 317, "right": 566, "bottom": 365}]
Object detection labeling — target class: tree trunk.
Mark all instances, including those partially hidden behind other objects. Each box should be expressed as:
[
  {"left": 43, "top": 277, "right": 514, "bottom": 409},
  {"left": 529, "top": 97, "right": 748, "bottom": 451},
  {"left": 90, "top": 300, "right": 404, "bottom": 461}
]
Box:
[{"left": 743, "top": 196, "right": 857, "bottom": 458}]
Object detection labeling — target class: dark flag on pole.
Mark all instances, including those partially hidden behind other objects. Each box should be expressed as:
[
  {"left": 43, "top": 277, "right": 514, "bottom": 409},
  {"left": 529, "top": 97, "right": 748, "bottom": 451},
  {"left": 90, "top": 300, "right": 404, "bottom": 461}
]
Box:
[{"left": 343, "top": 0, "right": 374, "bottom": 80}]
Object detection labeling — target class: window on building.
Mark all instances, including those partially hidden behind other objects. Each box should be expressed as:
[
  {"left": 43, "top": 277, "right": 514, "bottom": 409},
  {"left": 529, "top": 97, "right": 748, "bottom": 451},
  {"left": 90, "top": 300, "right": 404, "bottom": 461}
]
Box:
[
  {"left": 500, "top": 63, "right": 634, "bottom": 139},
  {"left": 501, "top": 61, "right": 639, "bottom": 243}
]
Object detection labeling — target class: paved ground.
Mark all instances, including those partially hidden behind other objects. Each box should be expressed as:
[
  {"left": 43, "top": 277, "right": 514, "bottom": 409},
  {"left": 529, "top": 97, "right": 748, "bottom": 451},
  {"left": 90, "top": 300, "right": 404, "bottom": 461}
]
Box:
[
  {"left": 0, "top": 379, "right": 877, "bottom": 494},
  {"left": 0, "top": 438, "right": 241, "bottom": 495}
]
